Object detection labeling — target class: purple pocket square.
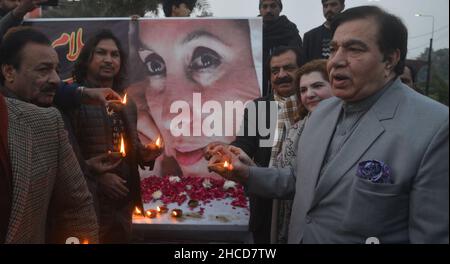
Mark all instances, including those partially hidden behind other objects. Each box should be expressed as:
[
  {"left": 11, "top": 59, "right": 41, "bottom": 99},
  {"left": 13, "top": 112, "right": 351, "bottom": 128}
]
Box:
[{"left": 356, "top": 160, "right": 393, "bottom": 184}]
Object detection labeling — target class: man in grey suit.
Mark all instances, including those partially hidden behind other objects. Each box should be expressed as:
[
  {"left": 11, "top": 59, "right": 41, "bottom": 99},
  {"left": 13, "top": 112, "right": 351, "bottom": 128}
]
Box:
[{"left": 208, "top": 6, "right": 449, "bottom": 244}]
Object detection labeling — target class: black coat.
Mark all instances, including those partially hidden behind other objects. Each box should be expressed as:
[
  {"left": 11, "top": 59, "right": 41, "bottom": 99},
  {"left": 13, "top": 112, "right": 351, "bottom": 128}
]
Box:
[
  {"left": 71, "top": 94, "right": 152, "bottom": 212},
  {"left": 231, "top": 94, "right": 277, "bottom": 243},
  {"left": 262, "top": 16, "right": 303, "bottom": 96},
  {"left": 302, "top": 24, "right": 332, "bottom": 64}
]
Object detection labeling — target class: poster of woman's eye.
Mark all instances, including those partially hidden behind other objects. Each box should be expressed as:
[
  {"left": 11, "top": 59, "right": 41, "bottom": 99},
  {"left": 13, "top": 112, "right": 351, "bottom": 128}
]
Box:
[{"left": 26, "top": 18, "right": 262, "bottom": 241}]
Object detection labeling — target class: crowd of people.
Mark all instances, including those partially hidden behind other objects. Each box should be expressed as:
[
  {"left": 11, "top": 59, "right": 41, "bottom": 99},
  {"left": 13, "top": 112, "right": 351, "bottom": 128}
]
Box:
[{"left": 0, "top": 0, "right": 448, "bottom": 244}]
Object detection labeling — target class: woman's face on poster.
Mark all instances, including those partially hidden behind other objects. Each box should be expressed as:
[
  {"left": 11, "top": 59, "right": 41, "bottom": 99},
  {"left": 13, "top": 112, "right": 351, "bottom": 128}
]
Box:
[{"left": 137, "top": 20, "right": 260, "bottom": 178}]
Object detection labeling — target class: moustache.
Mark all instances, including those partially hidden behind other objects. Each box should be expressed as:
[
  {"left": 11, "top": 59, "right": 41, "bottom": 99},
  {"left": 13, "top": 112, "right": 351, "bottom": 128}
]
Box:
[
  {"left": 40, "top": 84, "right": 58, "bottom": 94},
  {"left": 274, "top": 76, "right": 293, "bottom": 85}
]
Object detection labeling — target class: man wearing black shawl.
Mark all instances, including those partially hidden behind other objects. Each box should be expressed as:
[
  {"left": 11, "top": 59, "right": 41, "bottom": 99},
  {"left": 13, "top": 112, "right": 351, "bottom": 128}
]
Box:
[{"left": 260, "top": 0, "right": 303, "bottom": 96}]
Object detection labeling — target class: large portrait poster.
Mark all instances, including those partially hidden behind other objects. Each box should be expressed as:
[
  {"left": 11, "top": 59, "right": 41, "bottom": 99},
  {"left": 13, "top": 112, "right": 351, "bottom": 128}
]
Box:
[{"left": 27, "top": 18, "right": 262, "bottom": 240}]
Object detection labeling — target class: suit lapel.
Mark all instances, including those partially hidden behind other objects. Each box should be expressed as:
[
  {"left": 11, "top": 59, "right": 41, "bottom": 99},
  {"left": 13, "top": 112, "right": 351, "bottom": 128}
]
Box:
[
  {"left": 290, "top": 99, "right": 342, "bottom": 242},
  {"left": 298, "top": 99, "right": 341, "bottom": 210},
  {"left": 309, "top": 79, "right": 403, "bottom": 209},
  {"left": 302, "top": 103, "right": 342, "bottom": 194},
  {"left": 5, "top": 100, "right": 33, "bottom": 243}
]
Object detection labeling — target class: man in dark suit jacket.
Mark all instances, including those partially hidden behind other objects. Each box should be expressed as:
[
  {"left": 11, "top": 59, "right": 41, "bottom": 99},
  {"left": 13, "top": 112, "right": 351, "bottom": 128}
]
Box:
[
  {"left": 302, "top": 0, "right": 344, "bottom": 64},
  {"left": 210, "top": 46, "right": 302, "bottom": 244}
]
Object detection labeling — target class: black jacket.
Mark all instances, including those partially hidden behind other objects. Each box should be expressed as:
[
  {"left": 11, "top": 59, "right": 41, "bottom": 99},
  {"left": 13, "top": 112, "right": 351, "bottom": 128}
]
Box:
[
  {"left": 302, "top": 24, "right": 332, "bottom": 64},
  {"left": 71, "top": 89, "right": 153, "bottom": 212},
  {"left": 262, "top": 16, "right": 303, "bottom": 97},
  {"left": 231, "top": 94, "right": 276, "bottom": 243}
]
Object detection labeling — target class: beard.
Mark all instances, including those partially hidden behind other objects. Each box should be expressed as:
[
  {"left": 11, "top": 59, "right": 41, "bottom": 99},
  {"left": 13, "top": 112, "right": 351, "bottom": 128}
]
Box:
[{"left": 325, "top": 12, "right": 337, "bottom": 21}]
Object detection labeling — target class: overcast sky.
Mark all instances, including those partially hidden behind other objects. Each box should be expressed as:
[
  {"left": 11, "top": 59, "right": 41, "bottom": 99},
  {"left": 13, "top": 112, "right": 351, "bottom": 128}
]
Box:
[{"left": 202, "top": 0, "right": 449, "bottom": 59}]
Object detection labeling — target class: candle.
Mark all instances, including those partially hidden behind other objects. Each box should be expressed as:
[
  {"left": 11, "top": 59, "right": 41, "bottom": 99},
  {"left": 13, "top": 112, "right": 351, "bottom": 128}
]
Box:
[
  {"left": 223, "top": 161, "right": 233, "bottom": 171},
  {"left": 133, "top": 206, "right": 143, "bottom": 217},
  {"left": 81, "top": 239, "right": 89, "bottom": 244},
  {"left": 171, "top": 209, "right": 183, "bottom": 218},
  {"left": 207, "top": 161, "right": 233, "bottom": 173},
  {"left": 155, "top": 136, "right": 162, "bottom": 148},
  {"left": 108, "top": 134, "right": 126, "bottom": 158},
  {"left": 145, "top": 209, "right": 157, "bottom": 219},
  {"left": 119, "top": 135, "right": 126, "bottom": 157},
  {"left": 157, "top": 205, "right": 168, "bottom": 214},
  {"left": 106, "top": 94, "right": 127, "bottom": 113}
]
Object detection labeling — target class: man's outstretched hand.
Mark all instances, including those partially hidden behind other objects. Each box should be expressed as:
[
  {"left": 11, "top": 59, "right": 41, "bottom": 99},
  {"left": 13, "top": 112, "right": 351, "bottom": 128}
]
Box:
[
  {"left": 204, "top": 143, "right": 253, "bottom": 184},
  {"left": 82, "top": 87, "right": 122, "bottom": 106}
]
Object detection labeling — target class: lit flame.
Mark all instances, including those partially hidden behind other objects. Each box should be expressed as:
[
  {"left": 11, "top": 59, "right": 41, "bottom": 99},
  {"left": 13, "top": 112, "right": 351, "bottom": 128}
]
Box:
[
  {"left": 171, "top": 209, "right": 182, "bottom": 217},
  {"left": 134, "top": 207, "right": 142, "bottom": 215},
  {"left": 82, "top": 240, "right": 89, "bottom": 244},
  {"left": 122, "top": 93, "right": 127, "bottom": 104},
  {"left": 224, "top": 161, "right": 233, "bottom": 171},
  {"left": 157, "top": 206, "right": 168, "bottom": 214},
  {"left": 155, "top": 137, "right": 161, "bottom": 148},
  {"left": 120, "top": 135, "right": 126, "bottom": 157},
  {"left": 146, "top": 210, "right": 156, "bottom": 218}
]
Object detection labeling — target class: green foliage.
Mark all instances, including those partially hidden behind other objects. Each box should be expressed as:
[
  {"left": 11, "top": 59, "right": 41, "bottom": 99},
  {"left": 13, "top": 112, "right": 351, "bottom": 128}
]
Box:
[
  {"left": 418, "top": 48, "right": 449, "bottom": 85},
  {"left": 416, "top": 48, "right": 449, "bottom": 106}
]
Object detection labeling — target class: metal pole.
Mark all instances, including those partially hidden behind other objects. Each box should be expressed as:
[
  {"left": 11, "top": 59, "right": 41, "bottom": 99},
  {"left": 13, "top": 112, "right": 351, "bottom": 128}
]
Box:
[
  {"left": 425, "top": 15, "right": 435, "bottom": 96},
  {"left": 425, "top": 38, "right": 433, "bottom": 96},
  {"left": 415, "top": 14, "right": 435, "bottom": 97}
]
